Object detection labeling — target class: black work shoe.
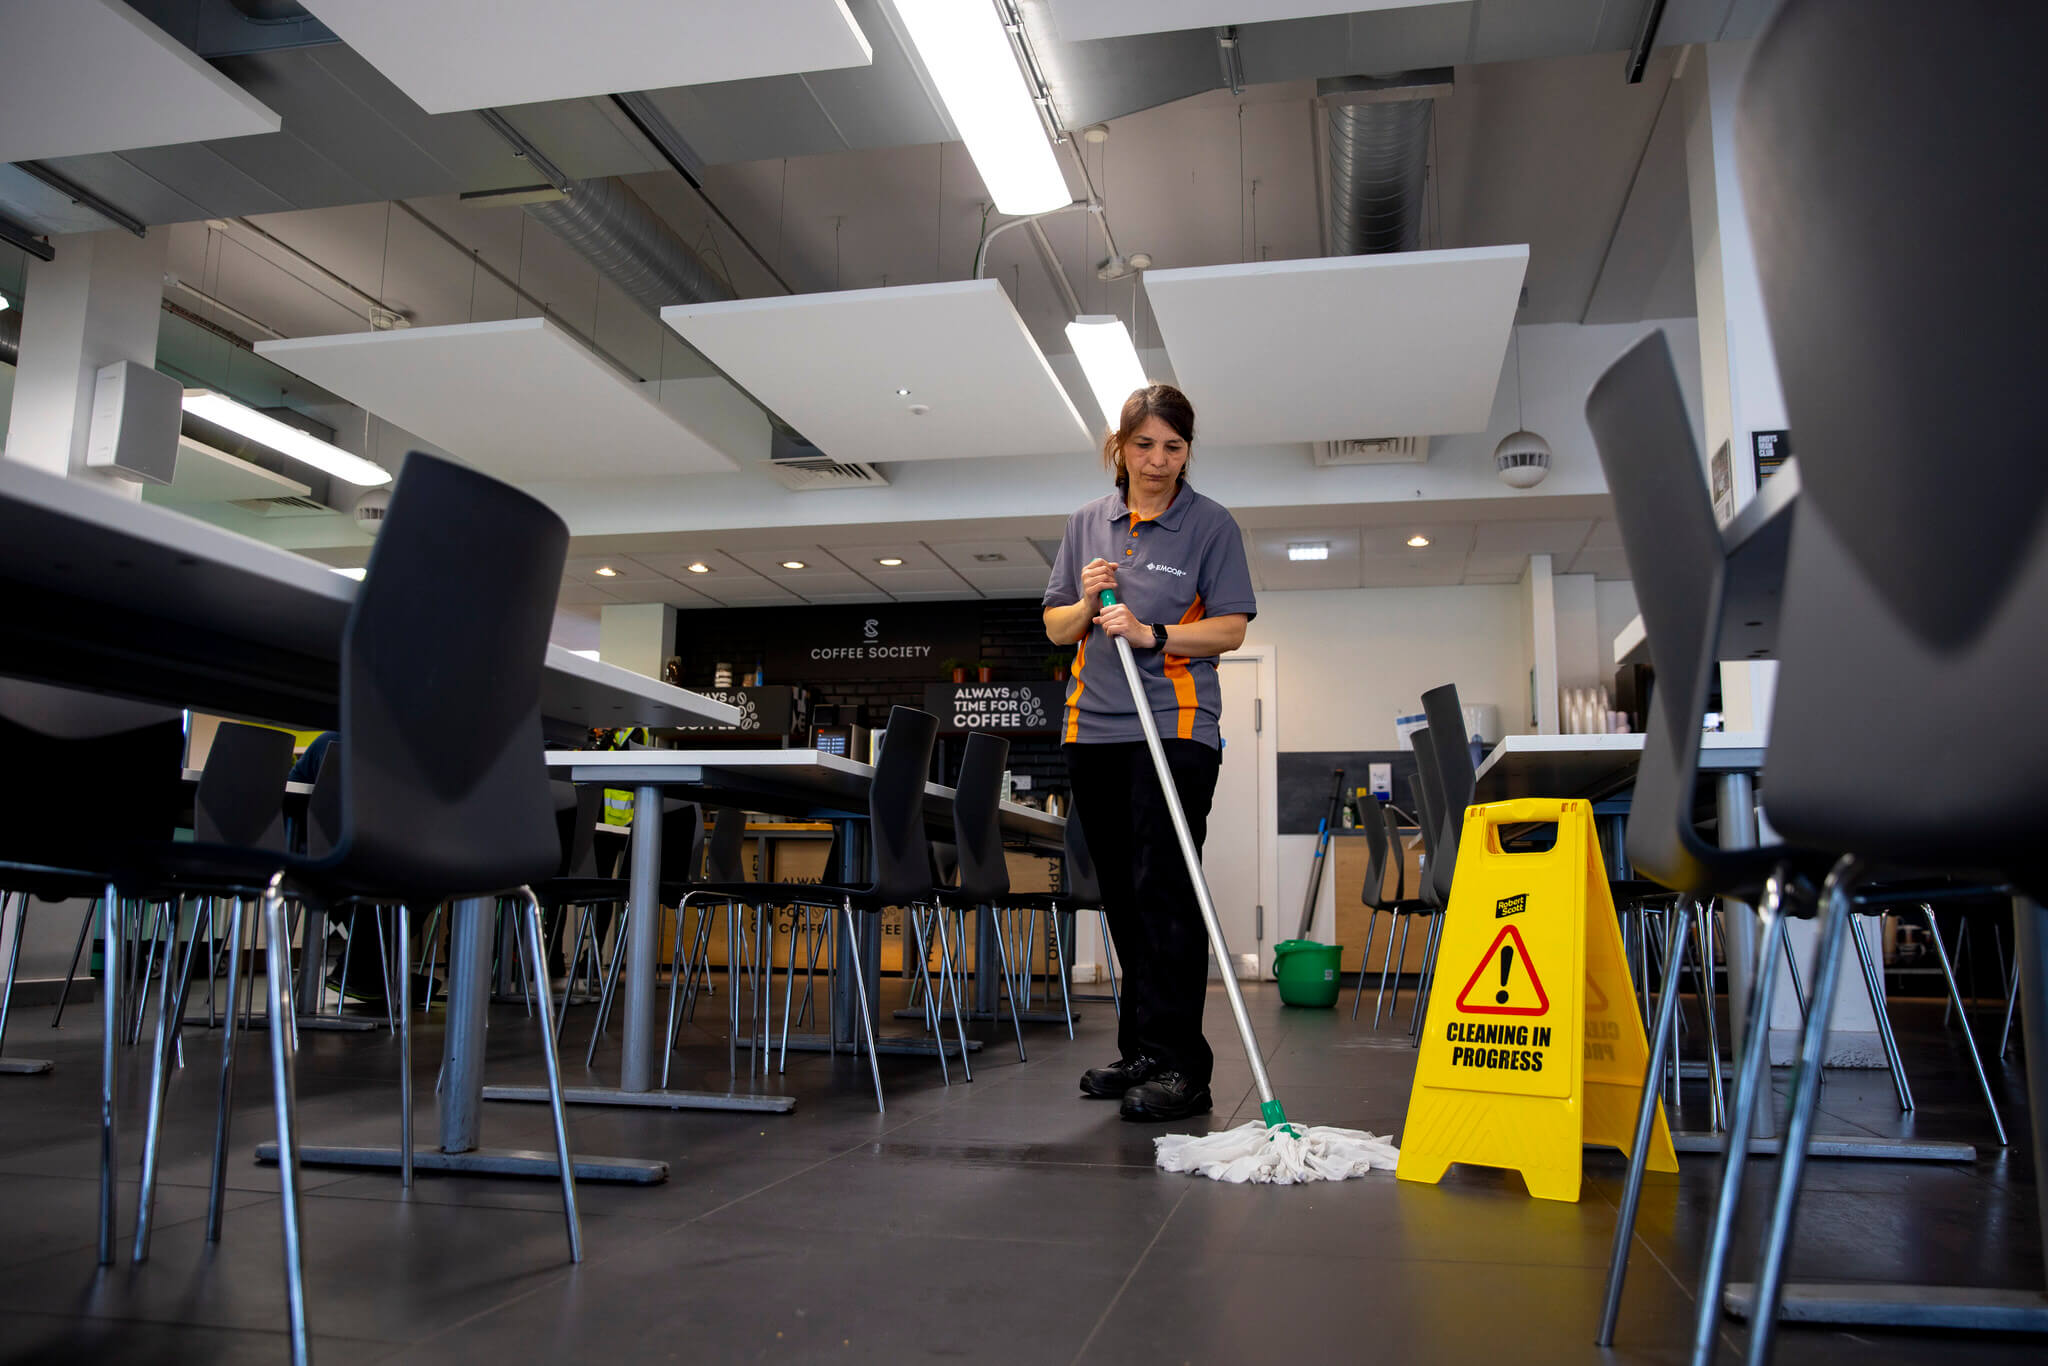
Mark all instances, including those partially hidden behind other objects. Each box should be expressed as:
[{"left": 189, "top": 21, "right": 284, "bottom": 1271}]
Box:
[
  {"left": 1119, "top": 1071, "right": 1212, "bottom": 1123},
  {"left": 1079, "top": 1055, "right": 1160, "bottom": 1099}
]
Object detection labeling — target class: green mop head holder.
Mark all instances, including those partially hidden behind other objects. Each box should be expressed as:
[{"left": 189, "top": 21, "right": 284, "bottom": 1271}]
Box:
[{"left": 1260, "top": 1099, "right": 1290, "bottom": 1128}]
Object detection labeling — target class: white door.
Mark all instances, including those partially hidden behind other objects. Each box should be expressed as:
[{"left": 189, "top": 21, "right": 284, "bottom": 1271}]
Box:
[{"left": 1203, "top": 655, "right": 1264, "bottom": 978}]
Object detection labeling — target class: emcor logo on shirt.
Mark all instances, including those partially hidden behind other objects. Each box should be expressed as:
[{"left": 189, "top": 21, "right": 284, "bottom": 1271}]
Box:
[{"left": 1145, "top": 562, "right": 1187, "bottom": 577}]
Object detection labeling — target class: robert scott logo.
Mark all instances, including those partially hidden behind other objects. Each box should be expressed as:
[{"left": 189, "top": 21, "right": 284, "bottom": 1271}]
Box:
[
  {"left": 1495, "top": 893, "right": 1527, "bottom": 919},
  {"left": 863, "top": 618, "right": 879, "bottom": 641},
  {"left": 1145, "top": 562, "right": 1186, "bottom": 577}
]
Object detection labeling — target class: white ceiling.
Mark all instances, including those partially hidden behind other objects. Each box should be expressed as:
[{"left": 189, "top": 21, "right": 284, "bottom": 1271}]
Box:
[
  {"left": 1243, "top": 516, "right": 1623, "bottom": 590},
  {"left": 1047, "top": 0, "right": 1443, "bottom": 43},
  {"left": 662, "top": 279, "right": 1094, "bottom": 463},
  {"left": 144, "top": 438, "right": 311, "bottom": 506},
  {"left": 0, "top": 0, "right": 281, "bottom": 164},
  {"left": 255, "top": 317, "right": 756, "bottom": 481},
  {"left": 1141, "top": 245, "right": 1529, "bottom": 444},
  {"left": 294, "top": 0, "right": 874, "bottom": 116}
]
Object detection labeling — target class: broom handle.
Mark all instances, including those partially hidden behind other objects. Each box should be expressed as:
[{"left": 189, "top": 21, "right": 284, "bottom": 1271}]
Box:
[{"left": 1100, "top": 590, "right": 1278, "bottom": 1111}]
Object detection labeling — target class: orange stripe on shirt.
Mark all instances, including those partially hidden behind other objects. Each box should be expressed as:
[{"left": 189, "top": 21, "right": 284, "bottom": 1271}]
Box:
[
  {"left": 1064, "top": 635, "right": 1087, "bottom": 742},
  {"left": 1163, "top": 595, "right": 1204, "bottom": 740}
]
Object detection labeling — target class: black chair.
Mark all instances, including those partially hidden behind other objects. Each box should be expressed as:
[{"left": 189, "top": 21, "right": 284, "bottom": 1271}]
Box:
[
  {"left": 1715, "top": 0, "right": 2048, "bottom": 1353},
  {"left": 1384, "top": 727, "right": 1446, "bottom": 1035},
  {"left": 582, "top": 799, "right": 701, "bottom": 1066},
  {"left": 0, "top": 683, "right": 182, "bottom": 1087},
  {"left": 110, "top": 451, "right": 584, "bottom": 1364},
  {"left": 1059, "top": 796, "right": 1118, "bottom": 1014},
  {"left": 949, "top": 733, "right": 1030, "bottom": 1061},
  {"left": 1349, "top": 799, "right": 1433, "bottom": 1024},
  {"left": 681, "top": 705, "right": 941, "bottom": 1112},
  {"left": 664, "top": 803, "right": 747, "bottom": 1038}
]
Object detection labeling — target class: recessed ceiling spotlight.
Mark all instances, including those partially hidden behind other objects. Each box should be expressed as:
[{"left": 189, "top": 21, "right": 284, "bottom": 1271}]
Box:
[
  {"left": 594, "top": 565, "right": 619, "bottom": 577},
  {"left": 781, "top": 560, "right": 807, "bottom": 570},
  {"left": 1406, "top": 534, "right": 1431, "bottom": 549},
  {"left": 973, "top": 552, "right": 1008, "bottom": 563},
  {"left": 1286, "top": 543, "right": 1330, "bottom": 562},
  {"left": 686, "top": 562, "right": 711, "bottom": 574},
  {"left": 895, "top": 387, "right": 911, "bottom": 396},
  {"left": 876, "top": 557, "right": 905, "bottom": 567}
]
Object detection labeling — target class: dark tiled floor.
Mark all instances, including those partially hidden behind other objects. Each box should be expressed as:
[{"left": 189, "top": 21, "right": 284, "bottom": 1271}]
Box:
[{"left": 0, "top": 973, "right": 2036, "bottom": 1364}]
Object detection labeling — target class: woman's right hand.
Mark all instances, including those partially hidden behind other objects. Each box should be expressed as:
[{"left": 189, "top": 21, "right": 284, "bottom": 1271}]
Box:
[{"left": 1078, "top": 557, "right": 1119, "bottom": 603}]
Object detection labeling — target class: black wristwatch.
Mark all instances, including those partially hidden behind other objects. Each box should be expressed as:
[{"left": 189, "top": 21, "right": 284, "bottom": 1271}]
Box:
[{"left": 1145, "top": 622, "right": 1171, "bottom": 651}]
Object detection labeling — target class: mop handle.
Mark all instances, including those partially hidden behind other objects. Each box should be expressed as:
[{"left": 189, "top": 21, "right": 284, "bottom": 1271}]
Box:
[{"left": 1100, "top": 590, "right": 1280, "bottom": 1114}]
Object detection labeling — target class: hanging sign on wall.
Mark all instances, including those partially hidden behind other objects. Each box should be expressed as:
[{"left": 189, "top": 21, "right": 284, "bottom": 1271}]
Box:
[{"left": 923, "top": 681, "right": 1064, "bottom": 733}]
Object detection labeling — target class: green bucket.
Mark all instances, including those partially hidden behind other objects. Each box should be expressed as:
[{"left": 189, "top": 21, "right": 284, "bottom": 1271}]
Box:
[{"left": 1272, "top": 939, "right": 1344, "bottom": 1008}]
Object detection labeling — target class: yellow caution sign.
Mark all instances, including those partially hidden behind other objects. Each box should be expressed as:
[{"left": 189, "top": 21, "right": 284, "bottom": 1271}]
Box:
[{"left": 1396, "top": 798, "right": 1677, "bottom": 1202}]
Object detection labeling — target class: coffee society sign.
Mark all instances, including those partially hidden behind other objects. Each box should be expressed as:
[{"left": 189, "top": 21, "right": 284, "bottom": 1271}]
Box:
[
  {"left": 924, "top": 682, "right": 1064, "bottom": 734},
  {"left": 809, "top": 616, "right": 939, "bottom": 668}
]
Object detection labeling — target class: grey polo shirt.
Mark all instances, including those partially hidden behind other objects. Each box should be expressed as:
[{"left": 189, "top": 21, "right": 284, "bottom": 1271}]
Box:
[{"left": 1043, "top": 481, "right": 1257, "bottom": 748}]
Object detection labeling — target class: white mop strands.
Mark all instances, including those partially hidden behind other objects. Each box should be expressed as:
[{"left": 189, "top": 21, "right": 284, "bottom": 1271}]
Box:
[{"left": 1155, "top": 1121, "right": 1400, "bottom": 1185}]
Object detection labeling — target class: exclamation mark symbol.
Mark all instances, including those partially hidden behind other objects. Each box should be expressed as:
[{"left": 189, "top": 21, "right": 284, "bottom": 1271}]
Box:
[{"left": 1496, "top": 945, "right": 1513, "bottom": 1005}]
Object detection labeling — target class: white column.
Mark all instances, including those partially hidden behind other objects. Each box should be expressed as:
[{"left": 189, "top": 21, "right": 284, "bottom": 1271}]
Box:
[
  {"left": 3, "top": 228, "right": 168, "bottom": 496},
  {"left": 1685, "top": 40, "right": 1874, "bottom": 1062},
  {"left": 599, "top": 603, "right": 677, "bottom": 681},
  {"left": 1521, "top": 553, "right": 1559, "bottom": 734}
]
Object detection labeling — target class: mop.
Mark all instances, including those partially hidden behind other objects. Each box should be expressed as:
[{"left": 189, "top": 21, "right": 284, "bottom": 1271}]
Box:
[{"left": 1099, "top": 590, "right": 1400, "bottom": 1184}]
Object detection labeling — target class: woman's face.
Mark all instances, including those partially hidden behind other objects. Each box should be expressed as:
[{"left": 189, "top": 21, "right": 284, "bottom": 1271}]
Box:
[{"left": 1122, "top": 415, "right": 1190, "bottom": 499}]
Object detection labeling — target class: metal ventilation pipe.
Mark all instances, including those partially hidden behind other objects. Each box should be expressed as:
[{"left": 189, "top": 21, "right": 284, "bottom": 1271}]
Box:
[
  {"left": 522, "top": 176, "right": 733, "bottom": 312},
  {"left": 1320, "top": 72, "right": 1450, "bottom": 256}
]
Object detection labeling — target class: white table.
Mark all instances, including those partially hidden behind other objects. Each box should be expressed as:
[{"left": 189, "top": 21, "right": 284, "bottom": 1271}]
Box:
[
  {"left": 1, "top": 459, "right": 739, "bottom": 1180},
  {"left": 1473, "top": 732, "right": 1767, "bottom": 804},
  {"left": 483, "top": 750, "right": 1063, "bottom": 1117}
]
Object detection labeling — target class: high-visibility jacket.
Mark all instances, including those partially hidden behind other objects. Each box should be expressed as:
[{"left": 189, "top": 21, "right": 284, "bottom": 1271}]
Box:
[{"left": 600, "top": 727, "right": 650, "bottom": 826}]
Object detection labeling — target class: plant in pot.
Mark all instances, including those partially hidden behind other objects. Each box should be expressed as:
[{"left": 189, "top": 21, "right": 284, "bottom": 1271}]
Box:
[
  {"left": 940, "top": 657, "right": 966, "bottom": 684},
  {"left": 975, "top": 659, "right": 994, "bottom": 683},
  {"left": 1043, "top": 647, "right": 1074, "bottom": 683}
]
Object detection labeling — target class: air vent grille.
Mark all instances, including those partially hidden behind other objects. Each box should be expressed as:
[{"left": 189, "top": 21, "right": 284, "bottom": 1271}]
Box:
[
  {"left": 228, "top": 494, "right": 335, "bottom": 516},
  {"left": 1311, "top": 436, "right": 1429, "bottom": 466},
  {"left": 766, "top": 459, "right": 889, "bottom": 491}
]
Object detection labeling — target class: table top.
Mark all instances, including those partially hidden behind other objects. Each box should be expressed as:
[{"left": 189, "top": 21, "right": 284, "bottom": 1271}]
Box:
[
  {"left": 546, "top": 748, "right": 1066, "bottom": 848},
  {"left": 1473, "top": 731, "right": 1768, "bottom": 803},
  {"left": 0, "top": 459, "right": 738, "bottom": 736},
  {"left": 1613, "top": 458, "right": 1800, "bottom": 669}
]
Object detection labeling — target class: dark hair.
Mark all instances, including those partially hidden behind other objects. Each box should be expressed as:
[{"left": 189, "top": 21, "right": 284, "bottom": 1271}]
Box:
[{"left": 1102, "top": 383, "right": 1195, "bottom": 490}]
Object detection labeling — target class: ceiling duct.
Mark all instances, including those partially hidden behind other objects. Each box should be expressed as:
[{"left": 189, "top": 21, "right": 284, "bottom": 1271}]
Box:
[
  {"left": 522, "top": 176, "right": 733, "bottom": 313},
  {"left": 1320, "top": 72, "right": 1449, "bottom": 257}
]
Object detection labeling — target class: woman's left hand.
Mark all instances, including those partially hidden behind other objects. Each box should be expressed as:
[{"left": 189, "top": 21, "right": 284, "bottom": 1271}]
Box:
[{"left": 1093, "top": 602, "right": 1155, "bottom": 648}]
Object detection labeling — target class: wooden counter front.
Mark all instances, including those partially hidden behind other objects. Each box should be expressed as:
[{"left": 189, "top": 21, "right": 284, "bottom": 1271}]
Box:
[{"left": 1330, "top": 830, "right": 1434, "bottom": 976}]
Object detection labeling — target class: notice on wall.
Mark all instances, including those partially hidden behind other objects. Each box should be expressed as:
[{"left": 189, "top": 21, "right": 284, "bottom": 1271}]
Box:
[
  {"left": 1709, "top": 438, "right": 1735, "bottom": 525},
  {"left": 923, "top": 681, "right": 1063, "bottom": 733},
  {"left": 1751, "top": 428, "right": 1791, "bottom": 486}
]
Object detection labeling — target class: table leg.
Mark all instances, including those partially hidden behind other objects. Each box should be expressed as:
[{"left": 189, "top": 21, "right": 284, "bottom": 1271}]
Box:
[
  {"left": 486, "top": 788, "right": 794, "bottom": 1114},
  {"left": 260, "top": 894, "right": 671, "bottom": 1181},
  {"left": 1716, "top": 773, "right": 1770, "bottom": 1141}
]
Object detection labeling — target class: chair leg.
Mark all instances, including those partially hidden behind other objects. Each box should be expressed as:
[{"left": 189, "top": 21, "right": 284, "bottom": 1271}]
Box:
[
  {"left": 1743, "top": 858, "right": 1864, "bottom": 1366},
  {"left": 258, "top": 876, "right": 311, "bottom": 1366},
  {"left": 779, "top": 908, "right": 801, "bottom": 1075},
  {"left": 936, "top": 904, "right": 973, "bottom": 1082},
  {"left": 1597, "top": 897, "right": 1691, "bottom": 1346},
  {"left": 208, "top": 896, "right": 251, "bottom": 1243},
  {"left": 989, "top": 903, "right": 1027, "bottom": 1062},
  {"left": 800, "top": 905, "right": 825, "bottom": 1028},
  {"left": 585, "top": 905, "right": 629, "bottom": 1068},
  {"left": 1922, "top": 905, "right": 2007, "bottom": 1146},
  {"left": 843, "top": 901, "right": 885, "bottom": 1112},
  {"left": 1380, "top": 916, "right": 1412, "bottom": 1029},
  {"left": 1998, "top": 951, "right": 2021, "bottom": 1060},
  {"left": 1050, "top": 905, "right": 1076, "bottom": 1039},
  {"left": 1687, "top": 868, "right": 1792, "bottom": 1366},
  {"left": 51, "top": 896, "right": 97, "bottom": 1028},
  {"left": 518, "top": 892, "right": 582, "bottom": 1263},
  {"left": 727, "top": 904, "right": 742, "bottom": 1081},
  {"left": 98, "top": 889, "right": 123, "bottom": 1266},
  {"left": 1097, "top": 913, "right": 1121, "bottom": 1017},
  {"left": 662, "top": 897, "right": 701, "bottom": 1090},
  {"left": 373, "top": 906, "right": 397, "bottom": 1033},
  {"left": 398, "top": 906, "right": 414, "bottom": 1187},
  {"left": 916, "top": 908, "right": 950, "bottom": 1087},
  {"left": 1692, "top": 902, "right": 1726, "bottom": 1134},
  {"left": 1409, "top": 912, "right": 1444, "bottom": 1043},
  {"left": 1850, "top": 911, "right": 1914, "bottom": 1111},
  {"left": 1350, "top": 908, "right": 1381, "bottom": 1021},
  {"left": 908, "top": 907, "right": 938, "bottom": 1035},
  {"left": 132, "top": 898, "right": 190, "bottom": 1261}
]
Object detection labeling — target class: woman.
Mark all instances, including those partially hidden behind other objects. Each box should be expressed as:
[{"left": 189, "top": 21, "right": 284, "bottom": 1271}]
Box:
[{"left": 1042, "top": 384, "right": 1256, "bottom": 1122}]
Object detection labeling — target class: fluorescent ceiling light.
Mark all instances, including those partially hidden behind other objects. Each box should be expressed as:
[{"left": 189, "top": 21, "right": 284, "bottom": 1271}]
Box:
[
  {"left": 569, "top": 648, "right": 602, "bottom": 661},
  {"left": 1287, "top": 543, "right": 1330, "bottom": 561},
  {"left": 181, "top": 390, "right": 393, "bottom": 487},
  {"left": 876, "top": 556, "right": 905, "bottom": 567},
  {"left": 594, "top": 566, "right": 619, "bottom": 577},
  {"left": 1065, "top": 315, "right": 1147, "bottom": 431},
  {"left": 0, "top": 293, "right": 10, "bottom": 312},
  {"left": 1406, "top": 534, "right": 1431, "bottom": 548},
  {"left": 891, "top": 0, "right": 1070, "bottom": 215},
  {"left": 332, "top": 566, "right": 369, "bottom": 580}
]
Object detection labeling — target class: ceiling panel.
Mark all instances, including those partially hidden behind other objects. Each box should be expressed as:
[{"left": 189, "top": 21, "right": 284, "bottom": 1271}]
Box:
[
  {"left": 1360, "top": 523, "right": 1476, "bottom": 557},
  {"left": 1047, "top": 0, "right": 1441, "bottom": 43},
  {"left": 1582, "top": 519, "right": 1624, "bottom": 550},
  {"left": 1471, "top": 519, "right": 1594, "bottom": 556},
  {"left": 0, "top": 0, "right": 281, "bottom": 163},
  {"left": 821, "top": 542, "right": 957, "bottom": 576},
  {"left": 664, "top": 280, "right": 1093, "bottom": 464},
  {"left": 295, "top": 0, "right": 873, "bottom": 116},
  {"left": 629, "top": 549, "right": 766, "bottom": 584},
  {"left": 929, "top": 538, "right": 1050, "bottom": 572},
  {"left": 255, "top": 317, "right": 748, "bottom": 481},
  {"left": 1569, "top": 547, "right": 1634, "bottom": 580},
  {"left": 862, "top": 569, "right": 975, "bottom": 596},
  {"left": 1245, "top": 526, "right": 1361, "bottom": 592},
  {"left": 557, "top": 582, "right": 622, "bottom": 606},
  {"left": 1143, "top": 247, "right": 1528, "bottom": 445}
]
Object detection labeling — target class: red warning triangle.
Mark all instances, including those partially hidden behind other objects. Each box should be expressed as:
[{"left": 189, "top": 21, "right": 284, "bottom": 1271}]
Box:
[{"left": 1454, "top": 924, "right": 1550, "bottom": 1017}]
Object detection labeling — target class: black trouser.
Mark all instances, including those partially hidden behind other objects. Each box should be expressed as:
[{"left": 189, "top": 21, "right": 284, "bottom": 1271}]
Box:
[{"left": 1064, "top": 739, "right": 1222, "bottom": 1088}]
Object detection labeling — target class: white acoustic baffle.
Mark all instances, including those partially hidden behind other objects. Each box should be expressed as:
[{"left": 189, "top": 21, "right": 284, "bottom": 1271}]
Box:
[
  {"left": 296, "top": 0, "right": 873, "bottom": 114},
  {"left": 0, "top": 0, "right": 281, "bottom": 163},
  {"left": 256, "top": 317, "right": 754, "bottom": 482},
  {"left": 664, "top": 280, "right": 1094, "bottom": 466},
  {"left": 1141, "top": 246, "right": 1530, "bottom": 446},
  {"left": 1046, "top": 0, "right": 1442, "bottom": 43}
]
